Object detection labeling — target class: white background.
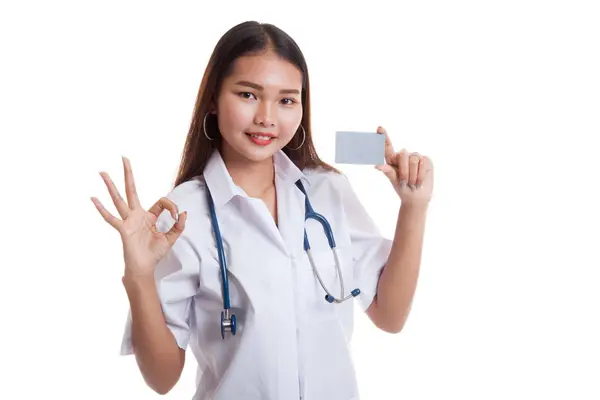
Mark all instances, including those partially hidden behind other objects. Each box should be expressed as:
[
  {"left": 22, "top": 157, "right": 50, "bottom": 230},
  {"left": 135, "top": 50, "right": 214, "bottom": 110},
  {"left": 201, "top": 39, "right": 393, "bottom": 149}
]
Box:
[{"left": 1, "top": 0, "right": 599, "bottom": 399}]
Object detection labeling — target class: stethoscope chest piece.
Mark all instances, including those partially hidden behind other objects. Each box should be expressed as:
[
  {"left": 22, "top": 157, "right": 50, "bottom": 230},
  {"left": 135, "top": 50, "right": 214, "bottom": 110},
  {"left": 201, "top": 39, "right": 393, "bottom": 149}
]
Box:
[{"left": 221, "top": 309, "right": 237, "bottom": 339}]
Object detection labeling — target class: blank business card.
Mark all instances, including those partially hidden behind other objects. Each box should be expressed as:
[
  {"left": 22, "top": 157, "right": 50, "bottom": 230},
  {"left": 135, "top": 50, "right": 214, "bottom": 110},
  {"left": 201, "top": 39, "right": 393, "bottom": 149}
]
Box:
[{"left": 335, "top": 131, "right": 386, "bottom": 165}]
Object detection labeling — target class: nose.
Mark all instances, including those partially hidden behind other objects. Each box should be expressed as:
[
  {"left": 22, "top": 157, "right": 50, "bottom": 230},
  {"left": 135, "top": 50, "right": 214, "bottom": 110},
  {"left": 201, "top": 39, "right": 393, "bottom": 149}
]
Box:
[{"left": 254, "top": 102, "right": 275, "bottom": 127}]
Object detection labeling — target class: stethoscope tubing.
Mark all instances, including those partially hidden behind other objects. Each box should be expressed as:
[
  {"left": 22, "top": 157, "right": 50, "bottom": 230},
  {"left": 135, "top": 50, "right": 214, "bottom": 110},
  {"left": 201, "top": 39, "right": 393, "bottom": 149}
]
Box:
[
  {"left": 206, "top": 187, "right": 231, "bottom": 311},
  {"left": 207, "top": 179, "right": 360, "bottom": 338}
]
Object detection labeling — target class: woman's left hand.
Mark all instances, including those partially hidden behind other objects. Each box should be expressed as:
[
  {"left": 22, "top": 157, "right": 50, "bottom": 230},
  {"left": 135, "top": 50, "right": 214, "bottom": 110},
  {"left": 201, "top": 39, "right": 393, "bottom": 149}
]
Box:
[{"left": 375, "top": 126, "right": 434, "bottom": 206}]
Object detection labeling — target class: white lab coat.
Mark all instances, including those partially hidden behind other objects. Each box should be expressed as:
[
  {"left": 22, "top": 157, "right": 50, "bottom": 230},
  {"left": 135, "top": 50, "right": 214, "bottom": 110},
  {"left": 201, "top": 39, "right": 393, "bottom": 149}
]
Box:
[{"left": 120, "top": 149, "right": 393, "bottom": 400}]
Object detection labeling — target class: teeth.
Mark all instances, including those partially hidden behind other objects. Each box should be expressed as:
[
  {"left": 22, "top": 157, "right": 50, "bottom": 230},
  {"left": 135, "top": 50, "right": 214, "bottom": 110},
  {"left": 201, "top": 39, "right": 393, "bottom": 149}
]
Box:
[{"left": 250, "top": 134, "right": 272, "bottom": 140}]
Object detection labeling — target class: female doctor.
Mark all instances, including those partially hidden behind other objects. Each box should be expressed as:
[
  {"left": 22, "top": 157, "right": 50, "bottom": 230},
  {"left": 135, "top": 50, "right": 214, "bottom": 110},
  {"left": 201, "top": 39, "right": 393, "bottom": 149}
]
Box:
[{"left": 92, "top": 21, "right": 433, "bottom": 400}]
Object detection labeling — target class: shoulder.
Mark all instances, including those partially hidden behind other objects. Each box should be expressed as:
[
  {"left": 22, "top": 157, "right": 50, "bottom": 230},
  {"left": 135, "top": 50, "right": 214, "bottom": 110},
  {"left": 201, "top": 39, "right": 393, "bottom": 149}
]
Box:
[
  {"left": 163, "top": 176, "right": 206, "bottom": 208},
  {"left": 302, "top": 166, "right": 354, "bottom": 198},
  {"left": 302, "top": 167, "right": 368, "bottom": 218},
  {"left": 155, "top": 176, "right": 209, "bottom": 232},
  {"left": 300, "top": 167, "right": 360, "bottom": 216}
]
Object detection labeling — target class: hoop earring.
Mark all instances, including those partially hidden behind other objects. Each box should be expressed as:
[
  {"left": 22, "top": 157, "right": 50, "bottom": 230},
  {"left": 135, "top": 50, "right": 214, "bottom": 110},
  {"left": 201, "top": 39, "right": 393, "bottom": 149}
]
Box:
[
  {"left": 203, "top": 112, "right": 214, "bottom": 141},
  {"left": 287, "top": 125, "right": 306, "bottom": 151}
]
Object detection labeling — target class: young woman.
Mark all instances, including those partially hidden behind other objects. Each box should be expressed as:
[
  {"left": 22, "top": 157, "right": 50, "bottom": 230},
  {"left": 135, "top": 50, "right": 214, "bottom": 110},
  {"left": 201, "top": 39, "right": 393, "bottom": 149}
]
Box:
[{"left": 92, "top": 20, "right": 433, "bottom": 400}]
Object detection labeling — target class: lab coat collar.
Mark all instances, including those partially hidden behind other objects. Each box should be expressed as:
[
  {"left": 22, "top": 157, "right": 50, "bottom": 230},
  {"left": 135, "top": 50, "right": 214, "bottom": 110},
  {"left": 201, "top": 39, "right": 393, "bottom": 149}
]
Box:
[
  {"left": 273, "top": 150, "right": 311, "bottom": 189},
  {"left": 203, "top": 149, "right": 309, "bottom": 208}
]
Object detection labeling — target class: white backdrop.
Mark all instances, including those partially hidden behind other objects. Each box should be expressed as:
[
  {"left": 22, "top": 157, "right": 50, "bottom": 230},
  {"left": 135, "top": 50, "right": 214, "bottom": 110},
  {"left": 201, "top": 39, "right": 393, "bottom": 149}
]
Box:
[{"left": 1, "top": 0, "right": 599, "bottom": 399}]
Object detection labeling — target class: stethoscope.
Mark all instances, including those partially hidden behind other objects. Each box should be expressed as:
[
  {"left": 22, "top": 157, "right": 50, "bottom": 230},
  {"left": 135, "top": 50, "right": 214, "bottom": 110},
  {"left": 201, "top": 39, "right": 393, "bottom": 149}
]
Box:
[{"left": 206, "top": 180, "right": 361, "bottom": 339}]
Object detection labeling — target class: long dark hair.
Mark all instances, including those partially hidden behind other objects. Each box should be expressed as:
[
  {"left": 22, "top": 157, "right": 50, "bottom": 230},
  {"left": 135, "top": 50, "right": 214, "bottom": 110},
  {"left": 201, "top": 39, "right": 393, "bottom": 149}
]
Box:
[{"left": 173, "top": 21, "right": 337, "bottom": 188}]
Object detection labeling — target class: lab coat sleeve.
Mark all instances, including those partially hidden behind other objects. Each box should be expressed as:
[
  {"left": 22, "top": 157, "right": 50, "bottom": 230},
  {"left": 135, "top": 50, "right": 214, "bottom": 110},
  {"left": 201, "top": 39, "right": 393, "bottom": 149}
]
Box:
[
  {"left": 338, "top": 175, "right": 393, "bottom": 312},
  {"left": 120, "top": 211, "right": 200, "bottom": 356}
]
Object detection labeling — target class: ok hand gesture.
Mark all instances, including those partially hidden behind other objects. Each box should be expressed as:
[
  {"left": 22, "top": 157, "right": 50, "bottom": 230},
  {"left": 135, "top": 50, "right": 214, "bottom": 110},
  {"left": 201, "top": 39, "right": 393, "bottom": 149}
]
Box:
[{"left": 91, "top": 157, "right": 187, "bottom": 280}]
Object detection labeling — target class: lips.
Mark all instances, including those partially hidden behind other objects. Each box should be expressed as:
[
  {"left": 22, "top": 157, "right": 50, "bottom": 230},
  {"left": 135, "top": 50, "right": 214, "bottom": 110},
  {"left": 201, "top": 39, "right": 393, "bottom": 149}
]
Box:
[{"left": 245, "top": 132, "right": 276, "bottom": 146}]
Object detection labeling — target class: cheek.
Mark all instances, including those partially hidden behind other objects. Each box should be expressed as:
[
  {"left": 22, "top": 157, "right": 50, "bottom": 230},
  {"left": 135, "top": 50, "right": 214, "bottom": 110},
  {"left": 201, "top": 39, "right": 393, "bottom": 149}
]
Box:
[
  {"left": 217, "top": 98, "right": 254, "bottom": 133},
  {"left": 279, "top": 108, "right": 303, "bottom": 139}
]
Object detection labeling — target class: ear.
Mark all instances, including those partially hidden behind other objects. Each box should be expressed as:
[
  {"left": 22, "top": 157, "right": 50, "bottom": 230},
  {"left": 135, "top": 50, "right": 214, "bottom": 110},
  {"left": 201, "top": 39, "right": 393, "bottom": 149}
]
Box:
[{"left": 208, "top": 100, "right": 218, "bottom": 115}]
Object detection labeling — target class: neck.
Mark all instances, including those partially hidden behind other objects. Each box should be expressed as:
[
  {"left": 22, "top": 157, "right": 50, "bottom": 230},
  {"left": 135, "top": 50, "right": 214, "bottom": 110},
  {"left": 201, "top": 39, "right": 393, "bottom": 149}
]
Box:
[{"left": 221, "top": 147, "right": 275, "bottom": 198}]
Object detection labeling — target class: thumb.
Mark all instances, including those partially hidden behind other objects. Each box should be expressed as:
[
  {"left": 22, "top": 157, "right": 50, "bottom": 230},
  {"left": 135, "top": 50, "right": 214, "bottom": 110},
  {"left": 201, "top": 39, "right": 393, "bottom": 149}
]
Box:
[{"left": 375, "top": 164, "right": 397, "bottom": 183}]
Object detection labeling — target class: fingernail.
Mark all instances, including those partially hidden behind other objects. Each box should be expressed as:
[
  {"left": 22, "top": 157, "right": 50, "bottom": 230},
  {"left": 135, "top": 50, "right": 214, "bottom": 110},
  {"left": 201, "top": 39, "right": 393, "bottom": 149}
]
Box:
[
  {"left": 400, "top": 180, "right": 407, "bottom": 188},
  {"left": 408, "top": 184, "right": 416, "bottom": 190},
  {"left": 416, "top": 183, "right": 422, "bottom": 189}
]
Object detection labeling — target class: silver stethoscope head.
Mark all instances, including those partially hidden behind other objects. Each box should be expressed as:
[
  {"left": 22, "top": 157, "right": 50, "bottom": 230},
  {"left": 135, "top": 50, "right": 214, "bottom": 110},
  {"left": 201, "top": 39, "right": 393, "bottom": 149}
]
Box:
[{"left": 221, "top": 308, "right": 237, "bottom": 339}]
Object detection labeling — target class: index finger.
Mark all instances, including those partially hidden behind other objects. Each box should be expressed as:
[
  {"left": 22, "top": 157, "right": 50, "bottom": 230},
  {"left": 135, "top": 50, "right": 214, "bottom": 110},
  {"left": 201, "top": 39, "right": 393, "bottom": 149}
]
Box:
[
  {"left": 377, "top": 126, "right": 395, "bottom": 164},
  {"left": 122, "top": 156, "right": 142, "bottom": 209}
]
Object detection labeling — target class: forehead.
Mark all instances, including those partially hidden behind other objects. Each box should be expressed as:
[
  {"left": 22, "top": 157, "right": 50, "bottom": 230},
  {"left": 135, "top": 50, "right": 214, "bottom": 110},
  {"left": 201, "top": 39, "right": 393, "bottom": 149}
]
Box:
[{"left": 226, "top": 51, "right": 303, "bottom": 89}]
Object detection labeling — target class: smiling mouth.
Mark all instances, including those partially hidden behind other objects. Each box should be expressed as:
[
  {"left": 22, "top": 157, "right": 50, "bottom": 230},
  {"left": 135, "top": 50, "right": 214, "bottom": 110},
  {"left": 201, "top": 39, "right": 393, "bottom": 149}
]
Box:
[
  {"left": 244, "top": 132, "right": 277, "bottom": 146},
  {"left": 245, "top": 132, "right": 277, "bottom": 140},
  {"left": 246, "top": 133, "right": 275, "bottom": 140}
]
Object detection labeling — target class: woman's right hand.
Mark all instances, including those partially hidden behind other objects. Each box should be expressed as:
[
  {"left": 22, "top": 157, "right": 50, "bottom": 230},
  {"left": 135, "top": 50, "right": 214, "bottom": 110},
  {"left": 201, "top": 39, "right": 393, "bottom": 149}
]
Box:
[{"left": 91, "top": 156, "right": 187, "bottom": 280}]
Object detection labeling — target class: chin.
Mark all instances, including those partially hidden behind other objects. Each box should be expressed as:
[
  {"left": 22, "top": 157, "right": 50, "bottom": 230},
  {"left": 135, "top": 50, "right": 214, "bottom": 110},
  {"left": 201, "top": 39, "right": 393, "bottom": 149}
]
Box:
[
  {"left": 242, "top": 146, "right": 282, "bottom": 162},
  {"left": 223, "top": 137, "right": 283, "bottom": 163}
]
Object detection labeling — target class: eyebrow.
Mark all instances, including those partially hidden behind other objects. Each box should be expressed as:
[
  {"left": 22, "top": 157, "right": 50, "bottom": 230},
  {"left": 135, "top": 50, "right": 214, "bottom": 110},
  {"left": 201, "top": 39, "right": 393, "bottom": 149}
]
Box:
[{"left": 234, "top": 80, "right": 300, "bottom": 95}]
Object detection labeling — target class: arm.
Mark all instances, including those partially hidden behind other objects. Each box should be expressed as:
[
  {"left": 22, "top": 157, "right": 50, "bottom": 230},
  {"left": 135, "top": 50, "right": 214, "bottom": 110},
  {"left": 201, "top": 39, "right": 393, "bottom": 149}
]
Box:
[
  {"left": 365, "top": 127, "right": 433, "bottom": 333},
  {"left": 123, "top": 274, "right": 185, "bottom": 395},
  {"left": 366, "top": 203, "right": 428, "bottom": 333}
]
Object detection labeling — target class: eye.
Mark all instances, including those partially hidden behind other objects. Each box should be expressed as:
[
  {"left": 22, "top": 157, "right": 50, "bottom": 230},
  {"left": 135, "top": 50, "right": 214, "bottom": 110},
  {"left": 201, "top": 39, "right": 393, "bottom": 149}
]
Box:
[
  {"left": 238, "top": 92, "right": 256, "bottom": 100},
  {"left": 281, "top": 98, "right": 297, "bottom": 105}
]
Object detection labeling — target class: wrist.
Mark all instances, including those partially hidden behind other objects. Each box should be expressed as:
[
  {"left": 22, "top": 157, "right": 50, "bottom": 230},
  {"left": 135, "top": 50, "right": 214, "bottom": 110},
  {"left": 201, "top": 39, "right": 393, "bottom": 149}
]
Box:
[
  {"left": 122, "top": 271, "right": 156, "bottom": 292},
  {"left": 399, "top": 201, "right": 429, "bottom": 213}
]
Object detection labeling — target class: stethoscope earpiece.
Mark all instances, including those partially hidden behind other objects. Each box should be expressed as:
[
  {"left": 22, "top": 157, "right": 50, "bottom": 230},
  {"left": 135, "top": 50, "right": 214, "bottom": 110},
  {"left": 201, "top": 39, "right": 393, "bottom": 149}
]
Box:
[{"left": 325, "top": 288, "right": 361, "bottom": 304}]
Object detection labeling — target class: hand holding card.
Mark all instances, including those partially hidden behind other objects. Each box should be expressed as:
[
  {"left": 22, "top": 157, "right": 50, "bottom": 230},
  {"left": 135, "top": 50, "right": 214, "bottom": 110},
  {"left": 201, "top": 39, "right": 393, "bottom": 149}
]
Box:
[{"left": 370, "top": 126, "right": 434, "bottom": 206}]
